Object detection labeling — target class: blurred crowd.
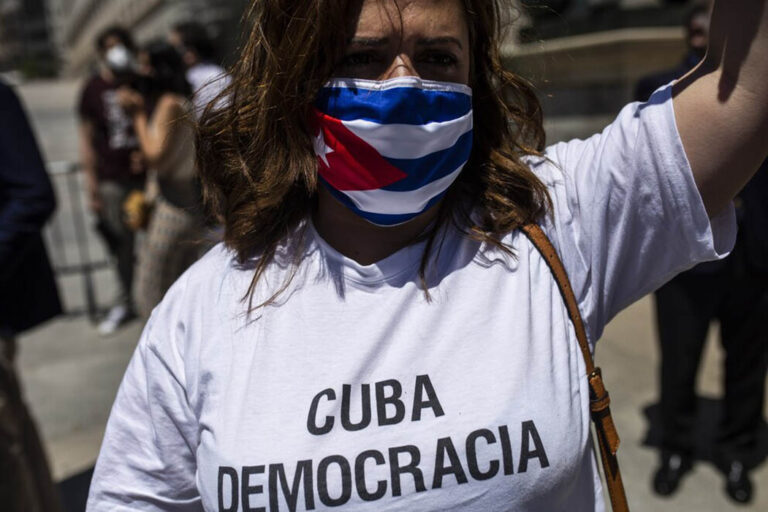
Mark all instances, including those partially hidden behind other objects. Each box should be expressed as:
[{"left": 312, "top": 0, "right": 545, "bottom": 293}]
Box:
[
  {"left": 1, "top": 21, "right": 230, "bottom": 510},
  {"left": 79, "top": 23, "right": 230, "bottom": 334}
]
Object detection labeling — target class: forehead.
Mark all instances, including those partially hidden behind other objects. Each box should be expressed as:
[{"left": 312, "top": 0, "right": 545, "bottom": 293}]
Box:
[
  {"left": 350, "top": 0, "right": 468, "bottom": 38},
  {"left": 103, "top": 35, "right": 123, "bottom": 49}
]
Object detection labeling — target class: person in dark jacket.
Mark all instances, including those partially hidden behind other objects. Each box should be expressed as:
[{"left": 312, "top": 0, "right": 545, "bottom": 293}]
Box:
[
  {"left": 0, "top": 80, "right": 63, "bottom": 511},
  {"left": 635, "top": 4, "right": 710, "bottom": 103},
  {"left": 637, "top": 4, "right": 768, "bottom": 505}
]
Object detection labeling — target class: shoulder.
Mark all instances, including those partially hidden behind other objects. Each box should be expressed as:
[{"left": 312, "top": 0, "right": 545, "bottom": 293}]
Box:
[
  {"left": 80, "top": 75, "right": 106, "bottom": 96},
  {"left": 165, "top": 242, "right": 238, "bottom": 301},
  {"left": 0, "top": 83, "right": 31, "bottom": 137},
  {"left": 148, "top": 244, "right": 237, "bottom": 324},
  {"left": 526, "top": 87, "right": 676, "bottom": 184},
  {"left": 155, "top": 94, "right": 188, "bottom": 119},
  {"left": 158, "top": 93, "right": 185, "bottom": 110},
  {"left": 520, "top": 145, "right": 574, "bottom": 207},
  {"left": 145, "top": 225, "right": 318, "bottom": 351},
  {"left": 523, "top": 150, "right": 562, "bottom": 186},
  {"left": 188, "top": 64, "right": 229, "bottom": 94},
  {"left": 0, "top": 80, "right": 13, "bottom": 101},
  {"left": 190, "top": 63, "right": 225, "bottom": 80},
  {"left": 0, "top": 81, "right": 22, "bottom": 115},
  {"left": 140, "top": 242, "right": 251, "bottom": 353}
]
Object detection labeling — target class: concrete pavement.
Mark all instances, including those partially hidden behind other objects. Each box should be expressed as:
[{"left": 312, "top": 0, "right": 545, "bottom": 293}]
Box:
[
  {"left": 599, "top": 298, "right": 768, "bottom": 511},
  {"left": 18, "top": 316, "right": 141, "bottom": 480}
]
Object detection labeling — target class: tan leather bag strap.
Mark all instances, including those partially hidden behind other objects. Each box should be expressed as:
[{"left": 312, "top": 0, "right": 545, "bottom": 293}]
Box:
[{"left": 521, "top": 223, "right": 629, "bottom": 512}]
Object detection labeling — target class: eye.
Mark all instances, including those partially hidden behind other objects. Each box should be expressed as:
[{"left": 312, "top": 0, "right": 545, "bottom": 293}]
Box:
[
  {"left": 421, "top": 52, "right": 458, "bottom": 67},
  {"left": 340, "top": 52, "right": 379, "bottom": 68}
]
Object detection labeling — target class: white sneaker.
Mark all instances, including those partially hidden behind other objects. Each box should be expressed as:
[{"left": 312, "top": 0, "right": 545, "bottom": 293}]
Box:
[{"left": 98, "top": 304, "right": 133, "bottom": 336}]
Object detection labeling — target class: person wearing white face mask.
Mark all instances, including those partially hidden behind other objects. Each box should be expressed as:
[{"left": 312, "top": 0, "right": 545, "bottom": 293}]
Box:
[{"left": 78, "top": 26, "right": 145, "bottom": 335}]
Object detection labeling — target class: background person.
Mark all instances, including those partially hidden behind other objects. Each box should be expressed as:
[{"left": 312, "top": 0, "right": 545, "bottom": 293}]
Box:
[
  {"left": 117, "top": 41, "right": 206, "bottom": 317},
  {"left": 0, "top": 80, "right": 63, "bottom": 512},
  {"left": 637, "top": 3, "right": 768, "bottom": 503},
  {"left": 168, "top": 21, "right": 231, "bottom": 119},
  {"left": 87, "top": 0, "right": 768, "bottom": 510},
  {"left": 78, "top": 25, "right": 145, "bottom": 335},
  {"left": 635, "top": 3, "right": 710, "bottom": 103},
  {"left": 649, "top": 165, "right": 768, "bottom": 503}
]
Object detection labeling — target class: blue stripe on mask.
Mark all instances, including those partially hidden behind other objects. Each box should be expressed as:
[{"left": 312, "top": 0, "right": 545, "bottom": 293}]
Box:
[
  {"left": 316, "top": 86, "right": 472, "bottom": 126},
  {"left": 381, "top": 130, "right": 473, "bottom": 191}
]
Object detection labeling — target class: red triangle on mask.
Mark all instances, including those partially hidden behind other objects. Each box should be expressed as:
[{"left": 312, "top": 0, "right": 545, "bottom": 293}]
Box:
[{"left": 313, "top": 109, "right": 407, "bottom": 191}]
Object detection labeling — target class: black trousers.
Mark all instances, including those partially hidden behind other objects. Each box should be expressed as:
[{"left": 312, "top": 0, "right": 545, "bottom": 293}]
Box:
[
  {"left": 655, "top": 247, "right": 768, "bottom": 468},
  {"left": 95, "top": 181, "right": 140, "bottom": 309}
]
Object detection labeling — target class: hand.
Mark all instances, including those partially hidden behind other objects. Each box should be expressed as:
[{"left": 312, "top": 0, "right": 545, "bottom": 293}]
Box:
[
  {"left": 116, "top": 87, "right": 145, "bottom": 116},
  {"left": 88, "top": 187, "right": 103, "bottom": 213},
  {"left": 122, "top": 190, "right": 151, "bottom": 232},
  {"left": 705, "top": 0, "right": 767, "bottom": 101},
  {"left": 130, "top": 150, "right": 145, "bottom": 174}
]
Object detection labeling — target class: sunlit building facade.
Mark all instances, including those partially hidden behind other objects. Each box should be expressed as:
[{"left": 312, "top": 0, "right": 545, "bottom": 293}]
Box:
[
  {"left": 0, "top": 0, "right": 57, "bottom": 76},
  {"left": 48, "top": 0, "right": 247, "bottom": 76},
  {"left": 512, "top": 0, "right": 698, "bottom": 142}
]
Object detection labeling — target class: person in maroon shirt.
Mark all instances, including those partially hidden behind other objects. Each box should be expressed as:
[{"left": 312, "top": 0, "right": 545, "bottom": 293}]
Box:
[{"left": 78, "top": 26, "right": 145, "bottom": 335}]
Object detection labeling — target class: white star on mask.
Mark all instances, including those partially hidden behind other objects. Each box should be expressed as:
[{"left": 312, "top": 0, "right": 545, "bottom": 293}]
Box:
[{"left": 314, "top": 131, "right": 334, "bottom": 168}]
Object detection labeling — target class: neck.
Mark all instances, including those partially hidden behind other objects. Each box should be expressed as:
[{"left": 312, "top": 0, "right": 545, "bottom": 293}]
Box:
[
  {"left": 313, "top": 187, "right": 439, "bottom": 265},
  {"left": 100, "top": 67, "right": 115, "bottom": 82}
]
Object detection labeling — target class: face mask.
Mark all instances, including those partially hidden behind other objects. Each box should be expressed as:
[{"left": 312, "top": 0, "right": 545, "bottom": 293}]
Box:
[
  {"left": 312, "top": 77, "right": 473, "bottom": 226},
  {"left": 104, "top": 45, "right": 134, "bottom": 73}
]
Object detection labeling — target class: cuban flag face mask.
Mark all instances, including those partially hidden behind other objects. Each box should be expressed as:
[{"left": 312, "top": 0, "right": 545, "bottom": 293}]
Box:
[{"left": 312, "top": 77, "right": 473, "bottom": 226}]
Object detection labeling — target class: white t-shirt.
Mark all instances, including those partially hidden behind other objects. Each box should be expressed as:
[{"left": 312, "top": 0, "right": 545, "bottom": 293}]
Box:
[
  {"left": 86, "top": 85, "right": 736, "bottom": 512},
  {"left": 186, "top": 63, "right": 230, "bottom": 119}
]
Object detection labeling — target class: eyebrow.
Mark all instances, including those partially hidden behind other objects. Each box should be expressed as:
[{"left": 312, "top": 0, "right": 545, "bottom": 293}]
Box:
[
  {"left": 347, "top": 37, "right": 390, "bottom": 47},
  {"left": 346, "top": 36, "right": 464, "bottom": 50},
  {"left": 416, "top": 37, "right": 463, "bottom": 50}
]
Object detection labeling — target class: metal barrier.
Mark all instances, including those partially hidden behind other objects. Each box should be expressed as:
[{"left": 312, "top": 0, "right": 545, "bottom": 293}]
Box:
[{"left": 46, "top": 161, "right": 109, "bottom": 322}]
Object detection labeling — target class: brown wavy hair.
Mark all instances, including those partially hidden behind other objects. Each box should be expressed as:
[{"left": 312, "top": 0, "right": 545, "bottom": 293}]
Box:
[{"left": 197, "top": 0, "right": 551, "bottom": 307}]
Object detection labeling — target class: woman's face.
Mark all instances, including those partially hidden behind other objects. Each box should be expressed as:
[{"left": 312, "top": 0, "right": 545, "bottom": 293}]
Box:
[{"left": 336, "top": 0, "right": 471, "bottom": 85}]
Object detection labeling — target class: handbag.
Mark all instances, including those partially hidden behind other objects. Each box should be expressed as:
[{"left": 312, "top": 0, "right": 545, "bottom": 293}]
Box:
[
  {"left": 122, "top": 189, "right": 153, "bottom": 232},
  {"left": 521, "top": 223, "right": 630, "bottom": 512}
]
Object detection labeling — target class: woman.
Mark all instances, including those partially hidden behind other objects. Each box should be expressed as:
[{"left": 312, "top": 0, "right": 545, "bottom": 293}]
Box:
[
  {"left": 117, "top": 41, "right": 205, "bottom": 317},
  {"left": 88, "top": 1, "right": 767, "bottom": 511}
]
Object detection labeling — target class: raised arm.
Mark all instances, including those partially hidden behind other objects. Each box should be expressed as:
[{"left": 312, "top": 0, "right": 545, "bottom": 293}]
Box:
[
  {"left": 118, "top": 91, "right": 185, "bottom": 167},
  {"left": 673, "top": 0, "right": 768, "bottom": 217}
]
